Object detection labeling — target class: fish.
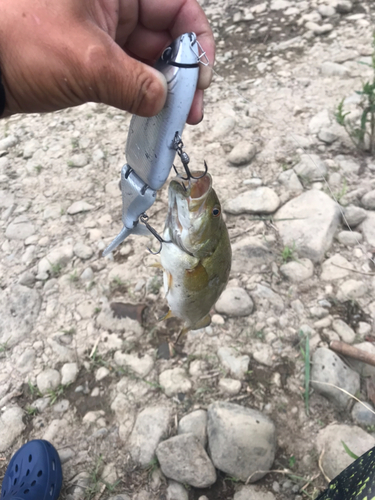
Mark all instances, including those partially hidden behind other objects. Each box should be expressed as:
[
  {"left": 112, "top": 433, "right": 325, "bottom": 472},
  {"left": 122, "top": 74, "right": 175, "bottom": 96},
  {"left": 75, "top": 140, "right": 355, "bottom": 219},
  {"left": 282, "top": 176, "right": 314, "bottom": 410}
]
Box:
[
  {"left": 316, "top": 445, "right": 375, "bottom": 499},
  {"left": 159, "top": 170, "right": 231, "bottom": 337}
]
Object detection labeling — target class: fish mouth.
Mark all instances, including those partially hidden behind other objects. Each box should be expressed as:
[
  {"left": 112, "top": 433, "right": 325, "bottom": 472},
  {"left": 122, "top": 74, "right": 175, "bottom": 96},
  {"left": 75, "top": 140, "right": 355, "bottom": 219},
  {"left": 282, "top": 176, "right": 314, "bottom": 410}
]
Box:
[{"left": 170, "top": 172, "right": 212, "bottom": 204}]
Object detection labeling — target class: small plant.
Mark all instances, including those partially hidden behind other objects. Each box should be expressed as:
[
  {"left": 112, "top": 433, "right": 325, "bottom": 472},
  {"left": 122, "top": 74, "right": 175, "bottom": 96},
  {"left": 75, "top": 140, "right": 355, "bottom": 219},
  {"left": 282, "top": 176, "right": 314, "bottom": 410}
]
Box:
[
  {"left": 84, "top": 455, "right": 104, "bottom": 500},
  {"left": 25, "top": 406, "right": 38, "bottom": 417},
  {"left": 335, "top": 32, "right": 375, "bottom": 155},
  {"left": 94, "top": 307, "right": 101, "bottom": 314},
  {"left": 281, "top": 243, "right": 296, "bottom": 263},
  {"left": 69, "top": 270, "right": 79, "bottom": 283},
  {"left": 145, "top": 457, "right": 159, "bottom": 477},
  {"left": 0, "top": 340, "right": 9, "bottom": 354},
  {"left": 335, "top": 177, "right": 348, "bottom": 203},
  {"left": 50, "top": 262, "right": 62, "bottom": 277},
  {"left": 34, "top": 165, "right": 43, "bottom": 174},
  {"left": 288, "top": 455, "right": 296, "bottom": 469},
  {"left": 27, "top": 381, "right": 42, "bottom": 398},
  {"left": 48, "top": 385, "right": 66, "bottom": 405}
]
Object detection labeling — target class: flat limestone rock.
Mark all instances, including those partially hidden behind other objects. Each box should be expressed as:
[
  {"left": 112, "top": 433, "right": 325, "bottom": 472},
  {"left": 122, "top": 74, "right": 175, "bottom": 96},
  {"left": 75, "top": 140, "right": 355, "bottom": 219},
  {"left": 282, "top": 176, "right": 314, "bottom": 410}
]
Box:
[
  {"left": 275, "top": 190, "right": 341, "bottom": 262},
  {"left": 231, "top": 237, "right": 273, "bottom": 274},
  {"left": 207, "top": 402, "right": 276, "bottom": 482},
  {"left": 224, "top": 187, "right": 280, "bottom": 215}
]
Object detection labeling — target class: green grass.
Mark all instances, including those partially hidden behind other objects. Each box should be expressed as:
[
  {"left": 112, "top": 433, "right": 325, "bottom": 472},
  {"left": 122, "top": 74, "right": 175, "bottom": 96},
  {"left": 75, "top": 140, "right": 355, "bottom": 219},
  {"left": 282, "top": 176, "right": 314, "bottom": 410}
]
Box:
[
  {"left": 281, "top": 243, "right": 296, "bottom": 263},
  {"left": 47, "top": 384, "right": 68, "bottom": 405}
]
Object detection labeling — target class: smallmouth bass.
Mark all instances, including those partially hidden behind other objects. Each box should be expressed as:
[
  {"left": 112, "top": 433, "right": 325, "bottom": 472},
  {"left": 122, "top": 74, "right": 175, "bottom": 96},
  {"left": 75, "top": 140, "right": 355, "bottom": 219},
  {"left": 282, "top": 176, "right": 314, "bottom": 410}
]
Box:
[{"left": 159, "top": 171, "right": 231, "bottom": 335}]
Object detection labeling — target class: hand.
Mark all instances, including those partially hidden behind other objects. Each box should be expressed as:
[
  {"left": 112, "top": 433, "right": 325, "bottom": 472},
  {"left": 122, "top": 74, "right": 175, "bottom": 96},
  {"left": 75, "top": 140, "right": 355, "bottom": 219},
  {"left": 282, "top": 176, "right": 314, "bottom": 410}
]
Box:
[{"left": 0, "top": 0, "right": 214, "bottom": 124}]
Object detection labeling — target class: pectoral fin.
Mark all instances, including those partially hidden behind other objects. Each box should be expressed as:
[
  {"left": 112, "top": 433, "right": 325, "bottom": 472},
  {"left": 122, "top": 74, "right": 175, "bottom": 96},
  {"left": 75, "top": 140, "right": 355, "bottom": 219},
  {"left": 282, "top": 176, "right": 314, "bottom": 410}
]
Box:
[{"left": 184, "top": 261, "right": 209, "bottom": 292}]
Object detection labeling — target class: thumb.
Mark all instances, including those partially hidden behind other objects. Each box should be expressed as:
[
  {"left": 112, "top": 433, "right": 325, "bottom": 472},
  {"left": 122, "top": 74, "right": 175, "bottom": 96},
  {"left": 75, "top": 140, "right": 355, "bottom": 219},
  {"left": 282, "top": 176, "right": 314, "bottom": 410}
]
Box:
[{"left": 85, "top": 38, "right": 167, "bottom": 117}]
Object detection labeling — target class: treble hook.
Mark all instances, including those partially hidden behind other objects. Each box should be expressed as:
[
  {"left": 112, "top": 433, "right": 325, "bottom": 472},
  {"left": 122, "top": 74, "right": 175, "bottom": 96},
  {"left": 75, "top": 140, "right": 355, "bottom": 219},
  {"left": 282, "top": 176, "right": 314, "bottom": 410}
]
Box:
[
  {"left": 173, "top": 133, "right": 208, "bottom": 181},
  {"left": 139, "top": 213, "right": 169, "bottom": 255}
]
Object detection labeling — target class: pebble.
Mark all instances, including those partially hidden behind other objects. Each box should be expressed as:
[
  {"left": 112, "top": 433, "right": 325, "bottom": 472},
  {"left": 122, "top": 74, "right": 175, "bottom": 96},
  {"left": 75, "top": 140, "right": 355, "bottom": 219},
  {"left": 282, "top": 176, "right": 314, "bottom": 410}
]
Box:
[
  {"left": 53, "top": 399, "right": 70, "bottom": 413},
  {"left": 336, "top": 0, "right": 353, "bottom": 13},
  {"left": 231, "top": 236, "right": 273, "bottom": 274},
  {"left": 318, "top": 5, "right": 336, "bottom": 17},
  {"left": 362, "top": 190, "right": 375, "bottom": 210},
  {"left": 178, "top": 410, "right": 208, "bottom": 447},
  {"left": 250, "top": 284, "right": 284, "bottom": 314},
  {"left": 37, "top": 245, "right": 74, "bottom": 276},
  {"left": 0, "top": 285, "right": 41, "bottom": 346},
  {"left": 16, "top": 348, "right": 36, "bottom": 374},
  {"left": 306, "top": 22, "right": 333, "bottom": 35},
  {"left": 344, "top": 205, "right": 367, "bottom": 227},
  {"left": 96, "top": 366, "right": 110, "bottom": 381},
  {"left": 318, "top": 128, "right": 338, "bottom": 144},
  {"left": 114, "top": 352, "right": 154, "bottom": 378},
  {"left": 219, "top": 378, "right": 242, "bottom": 396},
  {"left": 337, "top": 230, "right": 362, "bottom": 246},
  {"left": 253, "top": 343, "right": 273, "bottom": 367},
  {"left": 159, "top": 368, "right": 192, "bottom": 397},
  {"left": 351, "top": 402, "right": 375, "bottom": 426},
  {"left": 67, "top": 201, "right": 94, "bottom": 215},
  {"left": 166, "top": 481, "right": 189, "bottom": 500},
  {"left": 217, "top": 347, "right": 250, "bottom": 379},
  {"left": 280, "top": 258, "right": 314, "bottom": 282},
  {"left": 275, "top": 190, "right": 340, "bottom": 262},
  {"left": 316, "top": 424, "right": 375, "bottom": 479},
  {"left": 5, "top": 215, "right": 36, "bottom": 240},
  {"left": 215, "top": 287, "right": 254, "bottom": 316},
  {"left": 320, "top": 253, "right": 351, "bottom": 280},
  {"left": 294, "top": 154, "right": 327, "bottom": 181},
  {"left": 211, "top": 116, "right": 236, "bottom": 140},
  {"left": 362, "top": 212, "right": 375, "bottom": 246},
  {"left": 278, "top": 169, "right": 303, "bottom": 193},
  {"left": 128, "top": 406, "right": 171, "bottom": 467},
  {"left": 321, "top": 61, "right": 350, "bottom": 76},
  {"left": 337, "top": 279, "right": 367, "bottom": 301},
  {"left": 80, "top": 267, "right": 94, "bottom": 282},
  {"left": 156, "top": 434, "right": 216, "bottom": 488},
  {"left": 73, "top": 242, "right": 94, "bottom": 260},
  {"left": 0, "top": 406, "right": 26, "bottom": 452},
  {"left": 37, "top": 368, "right": 61, "bottom": 395},
  {"left": 332, "top": 319, "right": 356, "bottom": 344},
  {"left": 311, "top": 348, "right": 360, "bottom": 409},
  {"left": 335, "top": 155, "right": 360, "bottom": 175},
  {"left": 0, "top": 135, "right": 18, "bottom": 150},
  {"left": 224, "top": 187, "right": 280, "bottom": 215},
  {"left": 58, "top": 447, "right": 75, "bottom": 464},
  {"left": 69, "top": 153, "right": 88, "bottom": 168},
  {"left": 61, "top": 362, "right": 79, "bottom": 385},
  {"left": 234, "top": 485, "right": 276, "bottom": 500},
  {"left": 207, "top": 402, "right": 276, "bottom": 482},
  {"left": 228, "top": 141, "right": 257, "bottom": 166},
  {"left": 308, "top": 110, "right": 331, "bottom": 135}
]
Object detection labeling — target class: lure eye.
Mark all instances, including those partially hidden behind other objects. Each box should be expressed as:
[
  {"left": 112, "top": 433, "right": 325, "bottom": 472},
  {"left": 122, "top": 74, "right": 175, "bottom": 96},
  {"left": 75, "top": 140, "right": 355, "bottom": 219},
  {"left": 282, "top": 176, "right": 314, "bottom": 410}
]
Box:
[{"left": 212, "top": 207, "right": 221, "bottom": 217}]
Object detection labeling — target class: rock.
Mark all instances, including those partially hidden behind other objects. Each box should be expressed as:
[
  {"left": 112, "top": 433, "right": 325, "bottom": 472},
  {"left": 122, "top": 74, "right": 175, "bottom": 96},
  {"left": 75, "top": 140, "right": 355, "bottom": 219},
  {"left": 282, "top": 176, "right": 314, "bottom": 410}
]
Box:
[
  {"left": 156, "top": 434, "right": 216, "bottom": 488},
  {"left": 0, "top": 406, "right": 26, "bottom": 452},
  {"left": 362, "top": 190, "right": 375, "bottom": 210},
  {"left": 114, "top": 352, "right": 154, "bottom": 378},
  {"left": 316, "top": 424, "right": 375, "bottom": 479},
  {"left": 96, "top": 308, "right": 143, "bottom": 336},
  {"left": 332, "top": 319, "right": 356, "bottom": 344},
  {"left": 37, "top": 245, "right": 74, "bottom": 276},
  {"left": 129, "top": 406, "right": 171, "bottom": 467},
  {"left": 337, "top": 231, "right": 362, "bottom": 246},
  {"left": 280, "top": 258, "right": 314, "bottom": 282},
  {"left": 337, "top": 279, "right": 367, "bottom": 301},
  {"left": 228, "top": 142, "right": 257, "bottom": 166},
  {"left": 207, "top": 402, "right": 276, "bottom": 482},
  {"left": 80, "top": 267, "right": 94, "bottom": 282},
  {"left": 308, "top": 110, "right": 331, "bottom": 135},
  {"left": 253, "top": 343, "right": 273, "bottom": 367},
  {"left": 178, "top": 410, "right": 207, "bottom": 447},
  {"left": 0, "top": 135, "right": 18, "bottom": 150},
  {"left": 73, "top": 242, "right": 93, "bottom": 260},
  {"left": 67, "top": 201, "right": 94, "bottom": 215},
  {"left": 159, "top": 368, "right": 192, "bottom": 397},
  {"left": 250, "top": 284, "right": 284, "bottom": 314},
  {"left": 58, "top": 447, "right": 75, "bottom": 464},
  {"left": 270, "top": 0, "right": 291, "bottom": 9},
  {"left": 166, "top": 481, "right": 188, "bottom": 500},
  {"left": 96, "top": 366, "right": 110, "bottom": 381},
  {"left": 234, "top": 485, "right": 276, "bottom": 500},
  {"left": 215, "top": 287, "right": 254, "bottom": 316},
  {"left": 336, "top": 0, "right": 353, "bottom": 13},
  {"left": 0, "top": 285, "right": 41, "bottom": 346},
  {"left": 53, "top": 399, "right": 70, "bottom": 414},
  {"left": 219, "top": 378, "right": 242, "bottom": 396},
  {"left": 335, "top": 155, "right": 360, "bottom": 175},
  {"left": 275, "top": 190, "right": 341, "bottom": 262},
  {"left": 211, "top": 117, "right": 236, "bottom": 140},
  {"left": 320, "top": 254, "right": 351, "bottom": 280},
  {"left": 318, "top": 128, "right": 338, "bottom": 144},
  {"left": 344, "top": 205, "right": 367, "bottom": 227},
  {"left": 294, "top": 154, "right": 327, "bottom": 182},
  {"left": 345, "top": 342, "right": 375, "bottom": 378},
  {"left": 224, "top": 187, "right": 280, "bottom": 215},
  {"left": 23, "top": 139, "right": 40, "bottom": 159},
  {"left": 321, "top": 61, "right": 350, "bottom": 76},
  {"left": 217, "top": 347, "right": 250, "bottom": 379},
  {"left": 61, "top": 362, "right": 79, "bottom": 385},
  {"left": 69, "top": 153, "right": 88, "bottom": 168},
  {"left": 37, "top": 368, "right": 61, "bottom": 395},
  {"left": 16, "top": 348, "right": 36, "bottom": 374},
  {"left": 231, "top": 237, "right": 273, "bottom": 274},
  {"left": 318, "top": 5, "right": 336, "bottom": 17},
  {"left": 311, "top": 348, "right": 360, "bottom": 409},
  {"left": 351, "top": 402, "right": 375, "bottom": 426},
  {"left": 362, "top": 212, "right": 375, "bottom": 246},
  {"left": 278, "top": 169, "right": 303, "bottom": 193},
  {"left": 5, "top": 216, "right": 35, "bottom": 240},
  {"left": 306, "top": 22, "right": 333, "bottom": 35}
]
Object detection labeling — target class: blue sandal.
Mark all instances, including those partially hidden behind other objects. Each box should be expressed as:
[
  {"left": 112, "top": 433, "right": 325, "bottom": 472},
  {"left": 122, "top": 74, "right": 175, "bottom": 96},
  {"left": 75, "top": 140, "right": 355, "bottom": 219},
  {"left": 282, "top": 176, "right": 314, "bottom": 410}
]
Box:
[{"left": 1, "top": 440, "right": 62, "bottom": 500}]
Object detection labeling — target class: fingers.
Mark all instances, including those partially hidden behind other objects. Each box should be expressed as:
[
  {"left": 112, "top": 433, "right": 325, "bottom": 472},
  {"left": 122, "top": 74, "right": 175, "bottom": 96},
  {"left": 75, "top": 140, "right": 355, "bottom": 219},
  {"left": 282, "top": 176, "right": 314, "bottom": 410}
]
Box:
[{"left": 187, "top": 89, "right": 204, "bottom": 125}]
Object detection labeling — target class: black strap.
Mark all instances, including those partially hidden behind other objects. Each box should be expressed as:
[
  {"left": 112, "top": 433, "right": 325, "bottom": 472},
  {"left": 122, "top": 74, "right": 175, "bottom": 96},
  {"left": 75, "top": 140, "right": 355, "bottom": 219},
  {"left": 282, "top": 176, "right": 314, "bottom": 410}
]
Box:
[{"left": 0, "top": 67, "right": 6, "bottom": 116}]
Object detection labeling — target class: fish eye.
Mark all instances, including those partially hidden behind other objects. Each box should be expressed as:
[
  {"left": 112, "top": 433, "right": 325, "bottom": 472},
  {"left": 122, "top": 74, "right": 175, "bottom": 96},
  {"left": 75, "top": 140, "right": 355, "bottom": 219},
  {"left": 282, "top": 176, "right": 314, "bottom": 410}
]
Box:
[{"left": 212, "top": 207, "right": 221, "bottom": 217}]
